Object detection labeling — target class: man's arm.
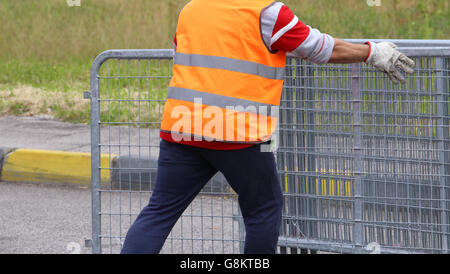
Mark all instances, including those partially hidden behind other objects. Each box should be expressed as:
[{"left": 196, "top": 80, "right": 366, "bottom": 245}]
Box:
[
  {"left": 328, "top": 38, "right": 370, "bottom": 64},
  {"left": 261, "top": 3, "right": 415, "bottom": 84},
  {"left": 260, "top": 2, "right": 335, "bottom": 64}
]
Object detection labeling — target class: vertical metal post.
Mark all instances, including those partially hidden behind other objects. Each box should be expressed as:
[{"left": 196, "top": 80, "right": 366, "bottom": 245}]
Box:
[
  {"left": 436, "top": 57, "right": 449, "bottom": 253},
  {"left": 276, "top": 62, "right": 287, "bottom": 243},
  {"left": 238, "top": 207, "right": 245, "bottom": 254},
  {"left": 295, "top": 61, "right": 306, "bottom": 238},
  {"left": 306, "top": 65, "right": 317, "bottom": 238},
  {"left": 285, "top": 58, "right": 296, "bottom": 238},
  {"left": 90, "top": 56, "right": 104, "bottom": 254},
  {"left": 352, "top": 63, "right": 364, "bottom": 252}
]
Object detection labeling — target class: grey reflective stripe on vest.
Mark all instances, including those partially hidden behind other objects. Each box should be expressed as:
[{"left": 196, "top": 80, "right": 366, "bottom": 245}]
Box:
[
  {"left": 167, "top": 87, "right": 278, "bottom": 116},
  {"left": 160, "top": 130, "right": 271, "bottom": 144},
  {"left": 175, "top": 52, "right": 285, "bottom": 80}
]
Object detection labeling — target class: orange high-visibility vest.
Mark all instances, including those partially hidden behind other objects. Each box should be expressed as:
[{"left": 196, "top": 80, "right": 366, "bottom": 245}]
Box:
[{"left": 161, "top": 0, "right": 287, "bottom": 143}]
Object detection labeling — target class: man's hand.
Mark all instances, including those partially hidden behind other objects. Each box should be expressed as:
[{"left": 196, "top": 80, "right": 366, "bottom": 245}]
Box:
[
  {"left": 365, "top": 42, "right": 415, "bottom": 84},
  {"left": 328, "top": 39, "right": 415, "bottom": 84}
]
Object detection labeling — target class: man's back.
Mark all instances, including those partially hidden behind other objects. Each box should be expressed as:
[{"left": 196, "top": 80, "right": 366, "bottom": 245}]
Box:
[{"left": 161, "top": 0, "right": 287, "bottom": 144}]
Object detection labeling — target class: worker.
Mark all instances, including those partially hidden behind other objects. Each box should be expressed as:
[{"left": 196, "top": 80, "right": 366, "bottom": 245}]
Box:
[{"left": 121, "top": 0, "right": 415, "bottom": 254}]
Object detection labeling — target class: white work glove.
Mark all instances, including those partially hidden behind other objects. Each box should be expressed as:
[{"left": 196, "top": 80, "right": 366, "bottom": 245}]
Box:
[{"left": 365, "top": 42, "right": 415, "bottom": 84}]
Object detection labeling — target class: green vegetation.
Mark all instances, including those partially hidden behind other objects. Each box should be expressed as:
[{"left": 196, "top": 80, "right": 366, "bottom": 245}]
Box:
[{"left": 0, "top": 0, "right": 448, "bottom": 123}]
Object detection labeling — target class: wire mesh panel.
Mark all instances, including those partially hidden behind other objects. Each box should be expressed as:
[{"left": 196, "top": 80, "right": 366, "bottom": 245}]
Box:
[
  {"left": 89, "top": 50, "right": 243, "bottom": 254},
  {"left": 90, "top": 44, "right": 450, "bottom": 254},
  {"left": 277, "top": 50, "right": 450, "bottom": 254},
  {"left": 277, "top": 60, "right": 356, "bottom": 254}
]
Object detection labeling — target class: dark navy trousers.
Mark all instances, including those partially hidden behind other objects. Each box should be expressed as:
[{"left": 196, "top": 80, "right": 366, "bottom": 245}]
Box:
[{"left": 121, "top": 139, "right": 283, "bottom": 254}]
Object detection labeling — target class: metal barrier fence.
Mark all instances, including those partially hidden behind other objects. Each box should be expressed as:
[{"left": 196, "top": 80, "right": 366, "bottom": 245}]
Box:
[{"left": 89, "top": 40, "right": 450, "bottom": 254}]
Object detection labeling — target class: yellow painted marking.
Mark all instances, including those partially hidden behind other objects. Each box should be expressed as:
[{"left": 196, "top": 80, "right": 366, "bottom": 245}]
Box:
[
  {"left": 314, "top": 168, "right": 353, "bottom": 197},
  {"left": 1, "top": 149, "right": 116, "bottom": 185},
  {"left": 283, "top": 167, "right": 353, "bottom": 197}
]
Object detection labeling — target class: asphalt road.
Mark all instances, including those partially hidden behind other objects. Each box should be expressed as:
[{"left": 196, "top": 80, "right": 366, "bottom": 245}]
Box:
[
  {"left": 0, "top": 181, "right": 242, "bottom": 254},
  {"left": 0, "top": 116, "right": 161, "bottom": 157},
  {"left": 0, "top": 181, "right": 92, "bottom": 254},
  {"left": 0, "top": 116, "right": 242, "bottom": 254}
]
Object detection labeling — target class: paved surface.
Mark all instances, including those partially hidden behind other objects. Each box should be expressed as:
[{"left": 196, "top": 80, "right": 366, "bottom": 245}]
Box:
[
  {"left": 0, "top": 181, "right": 92, "bottom": 254},
  {"left": 0, "top": 116, "right": 92, "bottom": 153},
  {"left": 0, "top": 181, "right": 241, "bottom": 254},
  {"left": 0, "top": 116, "right": 160, "bottom": 157},
  {"left": 0, "top": 116, "right": 242, "bottom": 254}
]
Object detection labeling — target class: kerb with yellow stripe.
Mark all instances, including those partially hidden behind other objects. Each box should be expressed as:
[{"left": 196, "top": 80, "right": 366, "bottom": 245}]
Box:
[{"left": 1, "top": 149, "right": 115, "bottom": 186}]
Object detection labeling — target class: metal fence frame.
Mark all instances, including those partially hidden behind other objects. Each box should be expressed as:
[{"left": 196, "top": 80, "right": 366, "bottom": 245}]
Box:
[{"left": 89, "top": 39, "right": 450, "bottom": 254}]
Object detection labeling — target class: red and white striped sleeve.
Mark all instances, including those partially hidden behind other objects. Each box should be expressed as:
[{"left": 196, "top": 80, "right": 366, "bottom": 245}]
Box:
[
  {"left": 260, "top": 2, "right": 335, "bottom": 64},
  {"left": 173, "top": 33, "right": 177, "bottom": 60}
]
